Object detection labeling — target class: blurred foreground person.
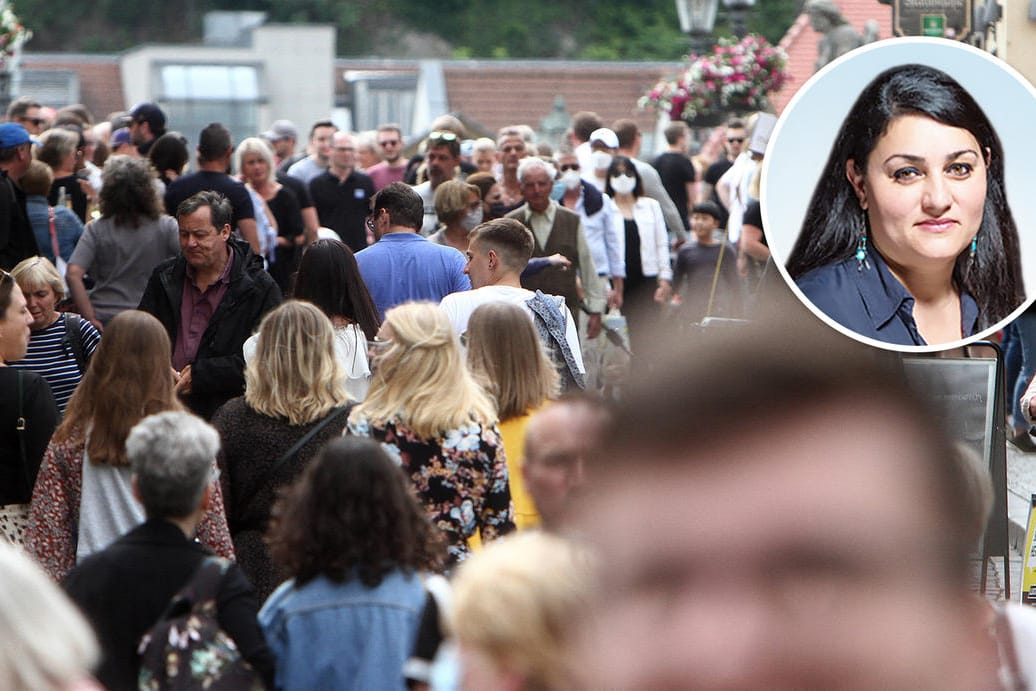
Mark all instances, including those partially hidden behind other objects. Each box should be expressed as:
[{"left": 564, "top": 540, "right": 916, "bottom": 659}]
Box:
[
  {"left": 0, "top": 541, "right": 100, "bottom": 691},
  {"left": 64, "top": 411, "right": 273, "bottom": 690},
  {"left": 451, "top": 532, "right": 586, "bottom": 691},
  {"left": 522, "top": 393, "right": 608, "bottom": 532},
  {"left": 261, "top": 437, "right": 443, "bottom": 690},
  {"left": 573, "top": 311, "right": 999, "bottom": 689}
]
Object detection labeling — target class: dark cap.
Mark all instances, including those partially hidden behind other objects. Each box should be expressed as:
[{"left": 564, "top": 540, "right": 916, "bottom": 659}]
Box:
[
  {"left": 110, "top": 127, "right": 132, "bottom": 147},
  {"left": 692, "top": 200, "right": 726, "bottom": 224},
  {"left": 0, "top": 123, "right": 36, "bottom": 148},
  {"left": 129, "top": 102, "right": 166, "bottom": 133}
]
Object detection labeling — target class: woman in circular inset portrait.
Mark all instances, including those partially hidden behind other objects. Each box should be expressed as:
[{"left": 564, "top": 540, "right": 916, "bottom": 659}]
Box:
[{"left": 786, "top": 63, "right": 1024, "bottom": 347}]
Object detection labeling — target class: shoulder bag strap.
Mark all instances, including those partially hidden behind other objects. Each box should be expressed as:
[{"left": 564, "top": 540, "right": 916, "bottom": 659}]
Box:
[
  {"left": 15, "top": 370, "right": 31, "bottom": 497},
  {"left": 240, "top": 404, "right": 353, "bottom": 526},
  {"left": 62, "top": 313, "right": 88, "bottom": 374},
  {"left": 48, "top": 206, "right": 61, "bottom": 262}
]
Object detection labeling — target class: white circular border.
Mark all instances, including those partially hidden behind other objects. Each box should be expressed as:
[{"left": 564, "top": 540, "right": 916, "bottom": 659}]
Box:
[{"left": 762, "top": 37, "right": 1036, "bottom": 353}]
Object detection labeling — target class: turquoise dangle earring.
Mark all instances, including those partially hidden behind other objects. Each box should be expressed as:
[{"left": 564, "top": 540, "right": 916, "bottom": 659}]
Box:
[
  {"left": 856, "top": 235, "right": 870, "bottom": 271},
  {"left": 970, "top": 236, "right": 978, "bottom": 260}
]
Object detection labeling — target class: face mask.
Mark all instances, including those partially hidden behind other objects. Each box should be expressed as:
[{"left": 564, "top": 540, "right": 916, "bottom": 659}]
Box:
[
  {"left": 550, "top": 180, "right": 566, "bottom": 201},
  {"left": 460, "top": 207, "right": 483, "bottom": 231},
  {"left": 487, "top": 201, "right": 508, "bottom": 219},
  {"left": 591, "top": 151, "right": 613, "bottom": 171},
  {"left": 561, "top": 170, "right": 582, "bottom": 190},
  {"left": 610, "top": 174, "right": 636, "bottom": 195}
]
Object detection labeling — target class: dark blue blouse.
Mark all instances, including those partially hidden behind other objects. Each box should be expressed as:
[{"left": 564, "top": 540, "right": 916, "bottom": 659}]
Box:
[{"left": 795, "top": 252, "right": 978, "bottom": 347}]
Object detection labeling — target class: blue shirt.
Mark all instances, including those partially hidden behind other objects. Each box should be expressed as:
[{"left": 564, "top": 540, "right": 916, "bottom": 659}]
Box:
[
  {"left": 356, "top": 232, "right": 470, "bottom": 319},
  {"left": 259, "top": 570, "right": 426, "bottom": 691},
  {"left": 796, "top": 252, "right": 978, "bottom": 347}
]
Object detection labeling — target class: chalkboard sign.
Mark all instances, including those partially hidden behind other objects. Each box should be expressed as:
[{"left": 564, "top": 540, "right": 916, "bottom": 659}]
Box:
[{"left": 902, "top": 344, "right": 1008, "bottom": 597}]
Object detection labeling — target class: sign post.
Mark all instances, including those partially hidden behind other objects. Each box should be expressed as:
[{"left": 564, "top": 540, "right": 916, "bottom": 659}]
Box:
[{"left": 892, "top": 0, "right": 972, "bottom": 38}]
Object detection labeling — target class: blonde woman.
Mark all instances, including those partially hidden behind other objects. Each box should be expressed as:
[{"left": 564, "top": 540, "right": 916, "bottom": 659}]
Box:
[
  {"left": 213, "top": 300, "right": 352, "bottom": 601},
  {"left": 452, "top": 532, "right": 587, "bottom": 691},
  {"left": 236, "top": 136, "right": 304, "bottom": 291},
  {"left": 429, "top": 179, "right": 481, "bottom": 253},
  {"left": 348, "top": 301, "right": 514, "bottom": 566},
  {"left": 466, "top": 302, "right": 559, "bottom": 529}
]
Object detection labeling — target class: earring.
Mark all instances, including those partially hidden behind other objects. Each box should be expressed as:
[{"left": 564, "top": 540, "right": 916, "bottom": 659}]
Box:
[
  {"left": 970, "top": 236, "right": 977, "bottom": 260},
  {"left": 855, "top": 235, "right": 869, "bottom": 271}
]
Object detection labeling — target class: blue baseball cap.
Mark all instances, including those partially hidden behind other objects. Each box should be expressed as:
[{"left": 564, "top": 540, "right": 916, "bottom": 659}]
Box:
[{"left": 0, "top": 122, "right": 36, "bottom": 148}]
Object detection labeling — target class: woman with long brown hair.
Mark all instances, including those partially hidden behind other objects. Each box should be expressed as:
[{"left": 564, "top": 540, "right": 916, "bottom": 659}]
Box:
[
  {"left": 466, "top": 302, "right": 559, "bottom": 529},
  {"left": 27, "top": 310, "right": 234, "bottom": 581}
]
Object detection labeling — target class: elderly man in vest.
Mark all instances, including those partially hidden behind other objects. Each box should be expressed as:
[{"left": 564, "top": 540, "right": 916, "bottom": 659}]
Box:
[{"left": 507, "top": 157, "right": 604, "bottom": 339}]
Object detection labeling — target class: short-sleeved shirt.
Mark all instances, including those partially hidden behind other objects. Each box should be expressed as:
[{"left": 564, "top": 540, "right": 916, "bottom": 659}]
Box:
[
  {"left": 704, "top": 158, "right": 734, "bottom": 208},
  {"left": 653, "top": 152, "right": 697, "bottom": 231},
  {"left": 355, "top": 232, "right": 470, "bottom": 320},
  {"left": 309, "top": 170, "right": 375, "bottom": 253},
  {"left": 164, "top": 171, "right": 255, "bottom": 229}
]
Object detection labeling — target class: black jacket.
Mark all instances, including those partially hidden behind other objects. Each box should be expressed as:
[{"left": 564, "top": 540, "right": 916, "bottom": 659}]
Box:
[
  {"left": 64, "top": 519, "right": 275, "bottom": 690},
  {"left": 138, "top": 238, "right": 282, "bottom": 419}
]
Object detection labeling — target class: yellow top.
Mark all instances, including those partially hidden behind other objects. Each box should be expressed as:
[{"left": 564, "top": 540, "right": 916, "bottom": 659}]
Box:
[{"left": 499, "top": 410, "right": 542, "bottom": 530}]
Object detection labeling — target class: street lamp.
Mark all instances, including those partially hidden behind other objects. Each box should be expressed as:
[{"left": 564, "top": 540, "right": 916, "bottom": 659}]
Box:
[
  {"left": 675, "top": 0, "right": 719, "bottom": 55},
  {"left": 723, "top": 0, "right": 756, "bottom": 40}
]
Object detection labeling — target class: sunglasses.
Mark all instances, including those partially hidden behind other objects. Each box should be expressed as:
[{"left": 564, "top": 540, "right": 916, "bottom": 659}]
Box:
[
  {"left": 19, "top": 117, "right": 44, "bottom": 127},
  {"left": 558, "top": 164, "right": 580, "bottom": 172},
  {"left": 728, "top": 137, "right": 745, "bottom": 144},
  {"left": 429, "top": 130, "right": 458, "bottom": 143}
]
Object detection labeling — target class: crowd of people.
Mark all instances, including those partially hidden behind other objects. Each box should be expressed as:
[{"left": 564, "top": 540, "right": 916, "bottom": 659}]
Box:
[{"left": 0, "top": 94, "right": 1034, "bottom": 690}]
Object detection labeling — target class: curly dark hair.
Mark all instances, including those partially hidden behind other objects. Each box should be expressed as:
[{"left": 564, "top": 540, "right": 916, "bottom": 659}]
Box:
[
  {"left": 98, "top": 155, "right": 162, "bottom": 227},
  {"left": 267, "top": 437, "right": 444, "bottom": 587}
]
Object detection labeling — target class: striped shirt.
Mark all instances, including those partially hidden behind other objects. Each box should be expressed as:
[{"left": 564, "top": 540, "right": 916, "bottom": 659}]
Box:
[{"left": 10, "top": 314, "right": 101, "bottom": 414}]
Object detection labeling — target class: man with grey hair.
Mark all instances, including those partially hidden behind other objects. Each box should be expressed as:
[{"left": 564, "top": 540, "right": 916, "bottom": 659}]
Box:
[
  {"left": 508, "top": 156, "right": 604, "bottom": 339},
  {"left": 63, "top": 412, "right": 274, "bottom": 690}
]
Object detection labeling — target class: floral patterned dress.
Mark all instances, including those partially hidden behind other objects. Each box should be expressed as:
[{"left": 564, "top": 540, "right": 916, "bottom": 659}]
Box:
[{"left": 348, "top": 413, "right": 515, "bottom": 565}]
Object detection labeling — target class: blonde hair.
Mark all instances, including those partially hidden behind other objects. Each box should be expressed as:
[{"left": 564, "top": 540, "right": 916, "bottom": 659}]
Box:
[
  {"left": 245, "top": 301, "right": 349, "bottom": 424},
  {"left": 234, "top": 136, "right": 275, "bottom": 185},
  {"left": 11, "top": 256, "right": 65, "bottom": 302},
  {"left": 355, "top": 301, "right": 497, "bottom": 438},
  {"left": 451, "top": 532, "right": 588, "bottom": 691},
  {"left": 0, "top": 542, "right": 99, "bottom": 690},
  {"left": 433, "top": 179, "right": 478, "bottom": 223},
  {"left": 466, "top": 302, "right": 558, "bottom": 421}
]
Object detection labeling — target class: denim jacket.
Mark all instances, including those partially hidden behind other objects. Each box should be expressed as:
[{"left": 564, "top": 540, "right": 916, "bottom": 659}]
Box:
[{"left": 259, "top": 569, "right": 426, "bottom": 690}]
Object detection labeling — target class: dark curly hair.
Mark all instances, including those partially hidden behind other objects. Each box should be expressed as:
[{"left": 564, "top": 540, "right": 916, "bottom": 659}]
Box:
[
  {"left": 267, "top": 437, "right": 444, "bottom": 587},
  {"left": 98, "top": 155, "right": 162, "bottom": 227}
]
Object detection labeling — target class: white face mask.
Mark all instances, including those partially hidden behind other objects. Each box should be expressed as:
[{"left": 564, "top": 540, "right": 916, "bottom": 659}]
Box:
[
  {"left": 591, "top": 151, "right": 613, "bottom": 171},
  {"left": 561, "top": 170, "right": 582, "bottom": 190},
  {"left": 610, "top": 174, "right": 636, "bottom": 195},
  {"left": 460, "top": 207, "right": 483, "bottom": 231}
]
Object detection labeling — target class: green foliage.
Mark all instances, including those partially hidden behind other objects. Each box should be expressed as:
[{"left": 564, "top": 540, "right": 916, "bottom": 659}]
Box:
[{"left": 14, "top": 0, "right": 799, "bottom": 58}]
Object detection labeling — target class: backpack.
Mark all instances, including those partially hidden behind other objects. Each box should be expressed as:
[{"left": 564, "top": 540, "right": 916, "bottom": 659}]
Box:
[
  {"left": 137, "top": 557, "right": 264, "bottom": 691},
  {"left": 61, "top": 313, "right": 90, "bottom": 374}
]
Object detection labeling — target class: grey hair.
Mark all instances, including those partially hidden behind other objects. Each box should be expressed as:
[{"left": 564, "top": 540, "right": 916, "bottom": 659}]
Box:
[
  {"left": 517, "top": 156, "right": 557, "bottom": 184},
  {"left": 127, "top": 411, "right": 220, "bottom": 519},
  {"left": 0, "top": 542, "right": 99, "bottom": 690},
  {"left": 36, "top": 128, "right": 78, "bottom": 170}
]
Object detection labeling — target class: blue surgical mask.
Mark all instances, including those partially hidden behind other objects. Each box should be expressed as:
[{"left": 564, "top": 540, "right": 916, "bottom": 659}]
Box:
[{"left": 550, "top": 180, "right": 566, "bottom": 201}]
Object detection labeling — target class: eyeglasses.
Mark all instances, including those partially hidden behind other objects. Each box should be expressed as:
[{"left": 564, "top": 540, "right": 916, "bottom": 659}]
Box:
[
  {"left": 727, "top": 137, "right": 745, "bottom": 144},
  {"left": 18, "top": 117, "right": 44, "bottom": 127},
  {"left": 558, "top": 163, "right": 580, "bottom": 172},
  {"left": 334, "top": 146, "right": 355, "bottom": 152},
  {"left": 429, "top": 130, "right": 458, "bottom": 143}
]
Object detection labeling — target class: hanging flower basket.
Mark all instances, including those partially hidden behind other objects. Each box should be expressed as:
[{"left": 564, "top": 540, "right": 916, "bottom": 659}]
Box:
[
  {"left": 0, "top": 3, "right": 31, "bottom": 71},
  {"left": 639, "top": 34, "right": 789, "bottom": 125}
]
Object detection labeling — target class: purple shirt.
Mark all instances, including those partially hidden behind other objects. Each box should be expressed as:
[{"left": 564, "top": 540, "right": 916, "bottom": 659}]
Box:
[{"left": 172, "top": 250, "right": 234, "bottom": 370}]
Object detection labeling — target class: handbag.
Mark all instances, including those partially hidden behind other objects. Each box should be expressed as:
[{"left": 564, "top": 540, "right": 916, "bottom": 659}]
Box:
[{"left": 1, "top": 371, "right": 33, "bottom": 545}]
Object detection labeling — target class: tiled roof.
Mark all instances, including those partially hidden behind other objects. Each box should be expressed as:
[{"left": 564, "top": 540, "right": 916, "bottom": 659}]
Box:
[{"left": 773, "top": 0, "right": 893, "bottom": 114}]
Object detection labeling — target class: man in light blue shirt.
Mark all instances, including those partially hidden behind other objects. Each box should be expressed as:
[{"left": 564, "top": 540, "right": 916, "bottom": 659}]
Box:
[{"left": 356, "top": 182, "right": 470, "bottom": 319}]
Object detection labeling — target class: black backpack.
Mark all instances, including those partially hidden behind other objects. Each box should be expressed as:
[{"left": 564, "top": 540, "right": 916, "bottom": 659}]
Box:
[{"left": 137, "top": 557, "right": 263, "bottom": 691}]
